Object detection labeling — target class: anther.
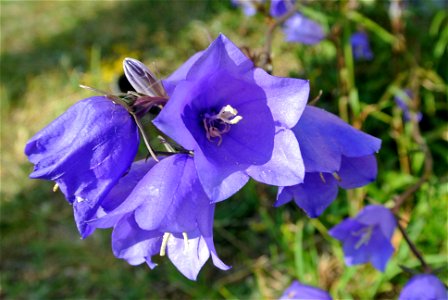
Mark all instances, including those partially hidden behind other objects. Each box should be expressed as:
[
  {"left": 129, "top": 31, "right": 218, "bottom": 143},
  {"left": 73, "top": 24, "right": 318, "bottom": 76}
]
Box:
[
  {"left": 182, "top": 232, "right": 189, "bottom": 251},
  {"left": 53, "top": 183, "right": 59, "bottom": 192},
  {"left": 160, "top": 232, "right": 171, "bottom": 256},
  {"left": 332, "top": 172, "right": 342, "bottom": 182},
  {"left": 319, "top": 173, "right": 326, "bottom": 183}
]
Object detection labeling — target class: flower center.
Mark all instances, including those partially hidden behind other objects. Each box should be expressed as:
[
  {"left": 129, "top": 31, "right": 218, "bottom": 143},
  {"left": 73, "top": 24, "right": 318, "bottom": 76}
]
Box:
[
  {"left": 202, "top": 105, "right": 243, "bottom": 146},
  {"left": 352, "top": 225, "right": 374, "bottom": 249}
]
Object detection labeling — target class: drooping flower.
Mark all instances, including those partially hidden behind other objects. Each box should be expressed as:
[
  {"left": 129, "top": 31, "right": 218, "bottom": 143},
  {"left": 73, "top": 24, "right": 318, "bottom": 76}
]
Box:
[
  {"left": 154, "top": 34, "right": 309, "bottom": 202},
  {"left": 231, "top": 0, "right": 264, "bottom": 16},
  {"left": 282, "top": 13, "right": 325, "bottom": 45},
  {"left": 276, "top": 105, "right": 381, "bottom": 217},
  {"left": 25, "top": 96, "right": 139, "bottom": 236},
  {"left": 394, "top": 89, "right": 422, "bottom": 123},
  {"left": 87, "top": 154, "right": 229, "bottom": 280},
  {"left": 279, "top": 280, "right": 332, "bottom": 300},
  {"left": 328, "top": 205, "right": 396, "bottom": 272},
  {"left": 350, "top": 32, "right": 373, "bottom": 61},
  {"left": 399, "top": 274, "right": 447, "bottom": 300},
  {"left": 270, "top": 0, "right": 296, "bottom": 18}
]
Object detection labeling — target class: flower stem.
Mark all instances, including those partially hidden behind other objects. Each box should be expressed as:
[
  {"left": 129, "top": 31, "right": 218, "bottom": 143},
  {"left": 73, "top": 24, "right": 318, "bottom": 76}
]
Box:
[{"left": 396, "top": 219, "right": 430, "bottom": 272}]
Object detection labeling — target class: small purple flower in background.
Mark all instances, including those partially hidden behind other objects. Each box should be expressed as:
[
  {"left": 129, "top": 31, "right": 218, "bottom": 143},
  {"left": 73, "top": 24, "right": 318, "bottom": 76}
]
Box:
[
  {"left": 24, "top": 96, "right": 139, "bottom": 236},
  {"left": 394, "top": 89, "right": 423, "bottom": 123},
  {"left": 329, "top": 205, "right": 396, "bottom": 272},
  {"left": 270, "top": 0, "right": 296, "bottom": 18},
  {"left": 276, "top": 106, "right": 381, "bottom": 217},
  {"left": 154, "top": 34, "right": 309, "bottom": 202},
  {"left": 231, "top": 0, "right": 264, "bottom": 16},
  {"left": 87, "top": 154, "right": 229, "bottom": 280},
  {"left": 282, "top": 13, "right": 325, "bottom": 45},
  {"left": 350, "top": 32, "right": 373, "bottom": 61},
  {"left": 399, "top": 274, "right": 447, "bottom": 300},
  {"left": 279, "top": 280, "right": 332, "bottom": 300}
]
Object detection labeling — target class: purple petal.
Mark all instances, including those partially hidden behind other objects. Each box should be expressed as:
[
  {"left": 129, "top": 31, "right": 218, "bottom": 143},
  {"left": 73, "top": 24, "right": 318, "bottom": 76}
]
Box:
[
  {"left": 246, "top": 128, "right": 304, "bottom": 186},
  {"left": 399, "top": 274, "right": 447, "bottom": 300},
  {"left": 184, "top": 34, "right": 253, "bottom": 80},
  {"left": 253, "top": 68, "right": 309, "bottom": 128},
  {"left": 111, "top": 213, "right": 162, "bottom": 266},
  {"left": 162, "top": 51, "right": 203, "bottom": 96},
  {"left": 294, "top": 106, "right": 381, "bottom": 173},
  {"left": 134, "top": 154, "right": 209, "bottom": 233},
  {"left": 279, "top": 172, "right": 339, "bottom": 217},
  {"left": 270, "top": 0, "right": 296, "bottom": 18},
  {"left": 24, "top": 96, "right": 139, "bottom": 236},
  {"left": 328, "top": 219, "right": 361, "bottom": 241},
  {"left": 355, "top": 205, "right": 396, "bottom": 239},
  {"left": 167, "top": 233, "right": 210, "bottom": 281},
  {"left": 279, "top": 280, "right": 332, "bottom": 300},
  {"left": 350, "top": 32, "right": 373, "bottom": 61},
  {"left": 283, "top": 13, "right": 325, "bottom": 45},
  {"left": 337, "top": 155, "right": 378, "bottom": 189}
]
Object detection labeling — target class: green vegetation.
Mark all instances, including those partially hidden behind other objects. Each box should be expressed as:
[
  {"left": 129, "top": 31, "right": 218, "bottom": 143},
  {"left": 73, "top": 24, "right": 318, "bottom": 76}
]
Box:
[{"left": 1, "top": 1, "right": 446, "bottom": 299}]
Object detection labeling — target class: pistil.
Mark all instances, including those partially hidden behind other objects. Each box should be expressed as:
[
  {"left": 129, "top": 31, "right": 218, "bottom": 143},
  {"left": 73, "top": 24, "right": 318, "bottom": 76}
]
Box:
[{"left": 203, "top": 104, "right": 243, "bottom": 145}]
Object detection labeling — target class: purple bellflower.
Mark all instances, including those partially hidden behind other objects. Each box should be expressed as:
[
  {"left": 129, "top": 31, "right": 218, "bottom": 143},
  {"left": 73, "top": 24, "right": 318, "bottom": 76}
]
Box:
[
  {"left": 87, "top": 155, "right": 229, "bottom": 280},
  {"left": 279, "top": 280, "right": 332, "bottom": 300},
  {"left": 270, "top": 0, "right": 296, "bottom": 18},
  {"left": 231, "top": 0, "right": 264, "bottom": 16},
  {"left": 25, "top": 96, "right": 139, "bottom": 236},
  {"left": 399, "top": 274, "right": 447, "bottom": 300},
  {"left": 329, "top": 205, "right": 396, "bottom": 272},
  {"left": 154, "top": 34, "right": 309, "bottom": 202},
  {"left": 283, "top": 13, "right": 325, "bottom": 45},
  {"left": 276, "top": 106, "right": 381, "bottom": 217},
  {"left": 394, "top": 89, "right": 422, "bottom": 123},
  {"left": 350, "top": 32, "right": 373, "bottom": 61}
]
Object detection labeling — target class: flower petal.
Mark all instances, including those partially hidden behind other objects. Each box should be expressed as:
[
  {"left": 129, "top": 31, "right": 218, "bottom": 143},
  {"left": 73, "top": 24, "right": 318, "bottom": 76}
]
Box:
[
  {"left": 337, "top": 155, "right": 378, "bottom": 189},
  {"left": 283, "top": 13, "right": 325, "bottom": 45},
  {"left": 246, "top": 128, "right": 304, "bottom": 186},
  {"left": 355, "top": 205, "right": 396, "bottom": 240}
]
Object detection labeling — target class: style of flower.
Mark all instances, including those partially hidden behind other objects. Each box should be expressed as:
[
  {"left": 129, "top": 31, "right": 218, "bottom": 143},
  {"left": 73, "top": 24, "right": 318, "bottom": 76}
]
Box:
[
  {"left": 87, "top": 155, "right": 229, "bottom": 280},
  {"left": 350, "top": 32, "right": 373, "bottom": 61},
  {"left": 276, "top": 105, "right": 381, "bottom": 217},
  {"left": 282, "top": 13, "right": 325, "bottom": 45},
  {"left": 279, "top": 280, "right": 332, "bottom": 300},
  {"left": 328, "top": 205, "right": 396, "bottom": 272},
  {"left": 394, "top": 89, "right": 422, "bottom": 123},
  {"left": 25, "top": 96, "right": 139, "bottom": 236},
  {"left": 270, "top": 0, "right": 296, "bottom": 18},
  {"left": 399, "top": 274, "right": 447, "bottom": 300},
  {"left": 153, "top": 34, "right": 309, "bottom": 202}
]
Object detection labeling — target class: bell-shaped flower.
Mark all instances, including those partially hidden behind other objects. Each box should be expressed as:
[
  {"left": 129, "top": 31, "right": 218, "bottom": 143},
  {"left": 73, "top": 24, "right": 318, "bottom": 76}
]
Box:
[
  {"left": 24, "top": 96, "right": 139, "bottom": 236},
  {"left": 153, "top": 34, "right": 309, "bottom": 202},
  {"left": 350, "top": 32, "right": 373, "bottom": 61},
  {"left": 279, "top": 280, "right": 332, "bottom": 300},
  {"left": 87, "top": 154, "right": 229, "bottom": 280},
  {"left": 399, "top": 274, "right": 447, "bottom": 300},
  {"left": 282, "top": 13, "right": 325, "bottom": 45},
  {"left": 328, "top": 205, "right": 396, "bottom": 272},
  {"left": 270, "top": 0, "right": 296, "bottom": 18},
  {"left": 276, "top": 105, "right": 381, "bottom": 217}
]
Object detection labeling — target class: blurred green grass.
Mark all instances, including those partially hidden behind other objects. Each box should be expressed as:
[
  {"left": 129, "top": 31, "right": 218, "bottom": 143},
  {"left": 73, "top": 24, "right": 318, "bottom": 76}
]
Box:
[{"left": 1, "top": 1, "right": 447, "bottom": 299}]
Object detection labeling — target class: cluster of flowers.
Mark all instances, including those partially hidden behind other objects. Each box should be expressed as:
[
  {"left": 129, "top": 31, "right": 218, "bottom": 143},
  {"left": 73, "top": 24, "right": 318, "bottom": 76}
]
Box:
[{"left": 26, "top": 33, "right": 382, "bottom": 280}]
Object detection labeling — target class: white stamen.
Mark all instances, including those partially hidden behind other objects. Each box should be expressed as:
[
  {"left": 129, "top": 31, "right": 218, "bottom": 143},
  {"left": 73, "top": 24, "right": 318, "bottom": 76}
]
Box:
[
  {"left": 53, "top": 183, "right": 59, "bottom": 192},
  {"left": 333, "top": 172, "right": 342, "bottom": 182},
  {"left": 160, "top": 232, "right": 171, "bottom": 256}
]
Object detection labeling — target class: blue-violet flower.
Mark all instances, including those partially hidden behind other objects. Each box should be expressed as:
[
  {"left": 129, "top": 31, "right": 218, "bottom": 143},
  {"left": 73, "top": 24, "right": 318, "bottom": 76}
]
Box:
[
  {"left": 270, "top": 0, "right": 296, "bottom": 18},
  {"left": 394, "top": 89, "right": 422, "bottom": 123},
  {"left": 399, "top": 274, "right": 447, "bottom": 300},
  {"left": 276, "top": 105, "right": 381, "bottom": 217},
  {"left": 329, "top": 205, "right": 396, "bottom": 271},
  {"left": 282, "top": 13, "right": 325, "bottom": 45},
  {"left": 25, "top": 96, "right": 139, "bottom": 237},
  {"left": 350, "top": 32, "right": 373, "bottom": 61},
  {"left": 154, "top": 34, "right": 309, "bottom": 202},
  {"left": 279, "top": 280, "right": 332, "bottom": 300}
]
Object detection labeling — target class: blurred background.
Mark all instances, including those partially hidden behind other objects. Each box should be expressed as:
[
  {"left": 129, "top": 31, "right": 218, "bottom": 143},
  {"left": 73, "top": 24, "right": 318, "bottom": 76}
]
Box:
[{"left": 1, "top": 1, "right": 447, "bottom": 299}]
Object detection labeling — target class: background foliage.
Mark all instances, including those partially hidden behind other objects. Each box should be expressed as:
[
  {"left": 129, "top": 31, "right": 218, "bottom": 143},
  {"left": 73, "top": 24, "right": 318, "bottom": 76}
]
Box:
[{"left": 1, "top": 1, "right": 447, "bottom": 299}]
